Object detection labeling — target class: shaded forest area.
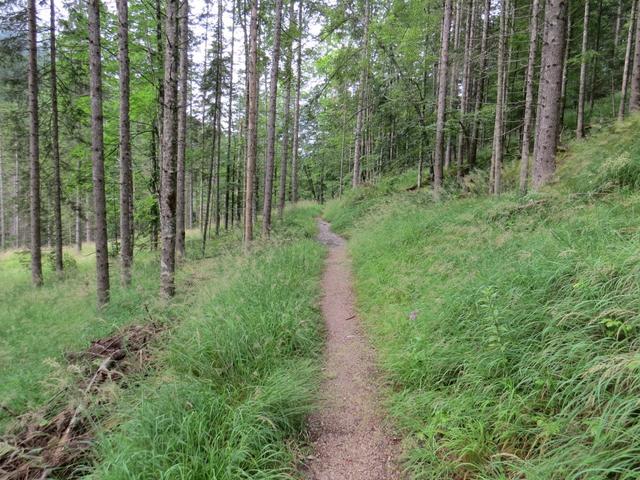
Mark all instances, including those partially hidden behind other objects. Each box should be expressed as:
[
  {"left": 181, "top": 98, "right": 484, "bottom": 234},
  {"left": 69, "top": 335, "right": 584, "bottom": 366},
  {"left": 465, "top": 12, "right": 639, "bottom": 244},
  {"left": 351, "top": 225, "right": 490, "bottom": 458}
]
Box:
[
  {"left": 1, "top": 0, "right": 638, "bottom": 303},
  {"left": 3, "top": 0, "right": 640, "bottom": 477}
]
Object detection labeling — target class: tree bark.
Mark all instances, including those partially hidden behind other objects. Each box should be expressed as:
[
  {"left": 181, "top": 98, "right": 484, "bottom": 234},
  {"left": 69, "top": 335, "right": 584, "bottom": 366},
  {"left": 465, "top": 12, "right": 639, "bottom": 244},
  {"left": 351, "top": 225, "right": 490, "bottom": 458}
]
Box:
[
  {"left": 445, "top": 0, "right": 461, "bottom": 174},
  {"left": 519, "top": 0, "right": 540, "bottom": 194},
  {"left": 532, "top": 0, "right": 568, "bottom": 190},
  {"left": 13, "top": 148, "right": 19, "bottom": 248},
  {"left": 50, "top": 0, "right": 63, "bottom": 275},
  {"left": 214, "top": 0, "right": 223, "bottom": 237},
  {"left": 244, "top": 0, "right": 259, "bottom": 250},
  {"left": 199, "top": 1, "right": 210, "bottom": 235},
  {"left": 470, "top": 0, "right": 490, "bottom": 170},
  {"left": 456, "top": 0, "right": 475, "bottom": 179},
  {"left": 117, "top": 0, "right": 134, "bottom": 285},
  {"left": 622, "top": 0, "right": 638, "bottom": 117},
  {"left": 630, "top": 0, "right": 640, "bottom": 111},
  {"left": 559, "top": 7, "right": 572, "bottom": 128},
  {"left": 291, "top": 0, "right": 302, "bottom": 202},
  {"left": 225, "top": 0, "right": 236, "bottom": 230},
  {"left": 88, "top": 0, "right": 110, "bottom": 305},
  {"left": 27, "top": 0, "right": 43, "bottom": 286},
  {"left": 0, "top": 143, "right": 4, "bottom": 250},
  {"left": 160, "top": 0, "right": 179, "bottom": 298},
  {"left": 433, "top": 0, "right": 453, "bottom": 196},
  {"left": 75, "top": 160, "right": 83, "bottom": 253},
  {"left": 352, "top": 0, "right": 369, "bottom": 188},
  {"left": 615, "top": 0, "right": 623, "bottom": 50},
  {"left": 490, "top": 0, "right": 509, "bottom": 195},
  {"left": 278, "top": 0, "right": 295, "bottom": 220},
  {"left": 176, "top": 0, "right": 189, "bottom": 257},
  {"left": 576, "top": 0, "right": 589, "bottom": 139},
  {"left": 262, "top": 0, "right": 283, "bottom": 236},
  {"left": 203, "top": 3, "right": 222, "bottom": 249},
  {"left": 587, "top": 0, "right": 603, "bottom": 115}
]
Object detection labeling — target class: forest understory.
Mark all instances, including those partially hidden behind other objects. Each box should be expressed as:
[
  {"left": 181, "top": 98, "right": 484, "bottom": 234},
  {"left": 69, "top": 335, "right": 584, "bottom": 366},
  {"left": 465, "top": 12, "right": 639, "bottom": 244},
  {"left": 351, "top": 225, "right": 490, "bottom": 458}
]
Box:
[
  {"left": 4, "top": 0, "right": 640, "bottom": 477},
  {"left": 3, "top": 116, "right": 640, "bottom": 478}
]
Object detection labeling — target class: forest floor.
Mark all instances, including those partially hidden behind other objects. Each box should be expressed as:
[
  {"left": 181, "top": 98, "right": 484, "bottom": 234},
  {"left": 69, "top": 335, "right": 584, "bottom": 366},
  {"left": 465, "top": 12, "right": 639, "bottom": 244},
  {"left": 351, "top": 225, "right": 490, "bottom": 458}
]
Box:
[
  {"left": 1, "top": 203, "right": 328, "bottom": 479},
  {"left": 303, "top": 220, "right": 399, "bottom": 479}
]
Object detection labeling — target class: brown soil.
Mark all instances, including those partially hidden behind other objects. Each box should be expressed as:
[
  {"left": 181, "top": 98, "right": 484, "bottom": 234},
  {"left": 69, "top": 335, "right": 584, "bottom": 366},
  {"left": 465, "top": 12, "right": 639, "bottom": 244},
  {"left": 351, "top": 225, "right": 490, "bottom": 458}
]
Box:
[
  {"left": 302, "top": 220, "right": 400, "bottom": 479},
  {"left": 0, "top": 322, "right": 163, "bottom": 480}
]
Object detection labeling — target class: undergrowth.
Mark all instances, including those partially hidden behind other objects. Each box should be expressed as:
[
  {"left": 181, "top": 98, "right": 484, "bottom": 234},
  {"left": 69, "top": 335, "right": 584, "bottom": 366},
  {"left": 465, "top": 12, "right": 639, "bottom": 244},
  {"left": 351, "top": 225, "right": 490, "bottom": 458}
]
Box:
[
  {"left": 91, "top": 203, "right": 325, "bottom": 479},
  {"left": 324, "top": 116, "right": 640, "bottom": 478}
]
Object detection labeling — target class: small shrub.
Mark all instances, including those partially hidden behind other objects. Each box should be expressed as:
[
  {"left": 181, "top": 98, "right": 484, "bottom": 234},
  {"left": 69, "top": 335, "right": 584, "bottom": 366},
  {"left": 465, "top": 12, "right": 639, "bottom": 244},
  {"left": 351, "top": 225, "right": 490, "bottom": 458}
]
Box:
[{"left": 45, "top": 250, "right": 78, "bottom": 272}]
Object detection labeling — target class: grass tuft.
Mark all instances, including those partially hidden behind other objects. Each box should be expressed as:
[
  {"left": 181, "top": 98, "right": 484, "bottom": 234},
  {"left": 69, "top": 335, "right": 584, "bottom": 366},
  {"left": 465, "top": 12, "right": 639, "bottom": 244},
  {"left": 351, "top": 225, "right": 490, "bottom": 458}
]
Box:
[{"left": 92, "top": 205, "right": 325, "bottom": 479}]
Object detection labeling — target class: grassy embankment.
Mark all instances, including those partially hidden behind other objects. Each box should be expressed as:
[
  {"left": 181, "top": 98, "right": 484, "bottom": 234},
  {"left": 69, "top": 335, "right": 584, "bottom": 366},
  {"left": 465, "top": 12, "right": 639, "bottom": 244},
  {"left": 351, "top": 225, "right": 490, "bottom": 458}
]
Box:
[
  {"left": 1, "top": 203, "right": 326, "bottom": 479},
  {"left": 324, "top": 116, "right": 640, "bottom": 478}
]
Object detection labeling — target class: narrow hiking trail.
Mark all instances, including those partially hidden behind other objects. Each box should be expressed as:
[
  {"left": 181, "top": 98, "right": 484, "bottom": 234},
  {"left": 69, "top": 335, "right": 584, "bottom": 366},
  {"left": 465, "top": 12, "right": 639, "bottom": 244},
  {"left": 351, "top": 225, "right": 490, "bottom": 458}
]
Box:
[{"left": 304, "top": 220, "right": 400, "bottom": 479}]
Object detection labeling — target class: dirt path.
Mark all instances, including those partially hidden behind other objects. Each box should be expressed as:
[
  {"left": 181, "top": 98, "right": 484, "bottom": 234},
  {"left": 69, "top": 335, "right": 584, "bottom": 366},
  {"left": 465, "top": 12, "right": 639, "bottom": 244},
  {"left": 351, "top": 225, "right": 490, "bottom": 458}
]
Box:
[{"left": 303, "top": 220, "right": 400, "bottom": 479}]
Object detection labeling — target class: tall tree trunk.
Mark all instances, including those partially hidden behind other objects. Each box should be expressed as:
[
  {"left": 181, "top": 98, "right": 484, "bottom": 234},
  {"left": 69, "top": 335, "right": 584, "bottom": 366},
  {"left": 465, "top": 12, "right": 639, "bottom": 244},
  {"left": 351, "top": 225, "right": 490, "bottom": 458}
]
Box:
[
  {"left": 278, "top": 0, "right": 294, "bottom": 220},
  {"left": 244, "top": 0, "right": 259, "bottom": 250},
  {"left": 445, "top": 0, "right": 461, "bottom": 174},
  {"left": 456, "top": 0, "right": 475, "bottom": 179},
  {"left": 619, "top": 0, "right": 637, "bottom": 120},
  {"left": 559, "top": 8, "right": 572, "bottom": 128},
  {"left": 27, "top": 0, "right": 42, "bottom": 286},
  {"left": 151, "top": 0, "right": 163, "bottom": 250},
  {"left": 214, "top": 0, "right": 223, "bottom": 236},
  {"left": 176, "top": 0, "right": 188, "bottom": 257},
  {"left": 576, "top": 0, "right": 589, "bottom": 139},
  {"left": 160, "top": 0, "right": 179, "bottom": 298},
  {"left": 88, "top": 0, "right": 110, "bottom": 305},
  {"left": 628, "top": 0, "right": 640, "bottom": 113},
  {"left": 262, "top": 0, "right": 283, "bottom": 236},
  {"left": 433, "top": 0, "right": 453, "bottom": 196},
  {"left": 470, "top": 0, "right": 490, "bottom": 170},
  {"left": 225, "top": 0, "right": 236, "bottom": 230},
  {"left": 75, "top": 159, "right": 83, "bottom": 252},
  {"left": 203, "top": 5, "right": 222, "bottom": 247},
  {"left": 50, "top": 0, "right": 63, "bottom": 275},
  {"left": 117, "top": 0, "right": 134, "bottom": 285},
  {"left": 532, "top": 0, "right": 568, "bottom": 190},
  {"left": 199, "top": 1, "right": 210, "bottom": 234},
  {"left": 339, "top": 88, "right": 347, "bottom": 196},
  {"left": 490, "top": 0, "right": 508, "bottom": 195},
  {"left": 291, "top": 0, "right": 302, "bottom": 202},
  {"left": 0, "top": 143, "right": 4, "bottom": 250},
  {"left": 519, "top": 0, "right": 540, "bottom": 194},
  {"left": 615, "top": 0, "right": 623, "bottom": 50},
  {"left": 352, "top": 0, "right": 369, "bottom": 188},
  {"left": 13, "top": 148, "right": 19, "bottom": 248},
  {"left": 588, "top": 0, "right": 603, "bottom": 115}
]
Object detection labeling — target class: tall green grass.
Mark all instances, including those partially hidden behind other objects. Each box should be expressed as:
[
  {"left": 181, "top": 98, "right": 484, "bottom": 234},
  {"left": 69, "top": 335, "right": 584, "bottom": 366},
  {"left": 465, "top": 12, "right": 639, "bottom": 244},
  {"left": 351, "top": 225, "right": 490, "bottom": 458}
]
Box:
[
  {"left": 0, "top": 245, "right": 166, "bottom": 430},
  {"left": 92, "top": 204, "right": 325, "bottom": 479},
  {"left": 324, "top": 119, "right": 640, "bottom": 478}
]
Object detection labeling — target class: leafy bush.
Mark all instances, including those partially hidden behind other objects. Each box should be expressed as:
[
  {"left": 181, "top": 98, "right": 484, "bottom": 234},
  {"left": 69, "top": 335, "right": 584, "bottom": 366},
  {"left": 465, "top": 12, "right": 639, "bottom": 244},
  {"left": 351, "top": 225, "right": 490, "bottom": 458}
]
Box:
[{"left": 45, "top": 250, "right": 79, "bottom": 272}]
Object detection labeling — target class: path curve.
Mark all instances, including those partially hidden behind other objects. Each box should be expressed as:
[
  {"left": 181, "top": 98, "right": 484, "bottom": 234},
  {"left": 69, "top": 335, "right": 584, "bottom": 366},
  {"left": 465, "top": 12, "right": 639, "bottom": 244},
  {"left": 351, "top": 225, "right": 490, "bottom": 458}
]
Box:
[{"left": 303, "top": 220, "right": 400, "bottom": 479}]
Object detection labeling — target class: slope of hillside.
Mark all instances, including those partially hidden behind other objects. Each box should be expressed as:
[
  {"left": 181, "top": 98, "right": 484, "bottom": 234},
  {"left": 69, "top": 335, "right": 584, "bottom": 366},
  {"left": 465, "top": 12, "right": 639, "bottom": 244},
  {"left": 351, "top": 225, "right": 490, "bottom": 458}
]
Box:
[{"left": 324, "top": 117, "right": 640, "bottom": 478}]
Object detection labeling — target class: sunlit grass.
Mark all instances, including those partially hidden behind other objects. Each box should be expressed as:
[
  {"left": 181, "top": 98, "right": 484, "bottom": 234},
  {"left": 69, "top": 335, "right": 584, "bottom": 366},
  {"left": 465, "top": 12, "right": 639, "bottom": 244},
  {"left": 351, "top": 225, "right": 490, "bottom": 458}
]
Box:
[{"left": 0, "top": 243, "right": 163, "bottom": 430}]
